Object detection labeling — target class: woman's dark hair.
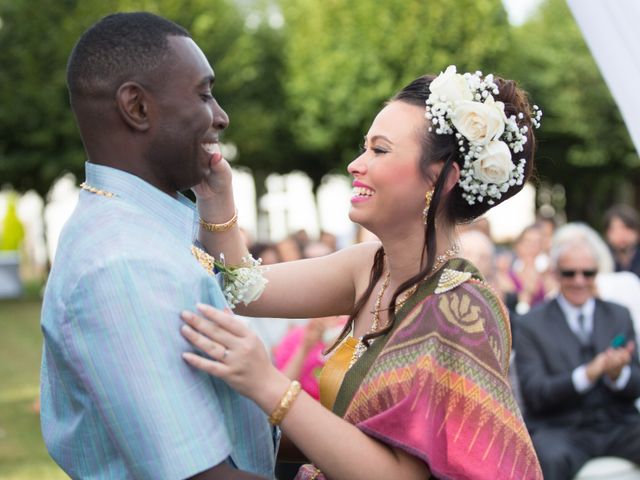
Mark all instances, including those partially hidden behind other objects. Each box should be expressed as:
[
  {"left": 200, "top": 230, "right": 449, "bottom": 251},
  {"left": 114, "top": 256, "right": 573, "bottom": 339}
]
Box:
[{"left": 327, "top": 73, "right": 538, "bottom": 353}]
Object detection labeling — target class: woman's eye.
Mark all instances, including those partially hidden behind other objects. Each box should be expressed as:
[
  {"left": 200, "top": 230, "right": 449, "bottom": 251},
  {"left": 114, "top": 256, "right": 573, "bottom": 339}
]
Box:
[{"left": 372, "top": 147, "right": 388, "bottom": 155}]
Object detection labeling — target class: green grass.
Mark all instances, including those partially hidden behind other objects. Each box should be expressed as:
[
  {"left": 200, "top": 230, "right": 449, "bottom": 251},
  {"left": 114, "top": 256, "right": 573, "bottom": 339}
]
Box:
[{"left": 0, "top": 289, "right": 68, "bottom": 480}]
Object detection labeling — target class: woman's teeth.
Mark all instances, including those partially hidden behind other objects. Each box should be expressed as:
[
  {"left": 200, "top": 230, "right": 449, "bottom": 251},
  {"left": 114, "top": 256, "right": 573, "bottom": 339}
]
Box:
[{"left": 353, "top": 186, "right": 374, "bottom": 197}]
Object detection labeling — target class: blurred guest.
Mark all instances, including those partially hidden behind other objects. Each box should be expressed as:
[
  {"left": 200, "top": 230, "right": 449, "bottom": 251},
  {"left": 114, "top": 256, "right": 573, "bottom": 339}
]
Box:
[
  {"left": 458, "top": 229, "right": 496, "bottom": 286},
  {"left": 604, "top": 204, "right": 640, "bottom": 277},
  {"left": 552, "top": 222, "right": 640, "bottom": 341},
  {"left": 458, "top": 216, "right": 491, "bottom": 238},
  {"left": 536, "top": 214, "right": 556, "bottom": 254},
  {"left": 274, "top": 316, "right": 346, "bottom": 400},
  {"left": 515, "top": 223, "right": 640, "bottom": 480},
  {"left": 319, "top": 230, "right": 337, "bottom": 252},
  {"left": 276, "top": 235, "right": 303, "bottom": 262},
  {"left": 506, "top": 224, "right": 552, "bottom": 315},
  {"left": 245, "top": 242, "right": 304, "bottom": 355},
  {"left": 250, "top": 242, "right": 281, "bottom": 266},
  {"left": 303, "top": 241, "right": 334, "bottom": 259}
]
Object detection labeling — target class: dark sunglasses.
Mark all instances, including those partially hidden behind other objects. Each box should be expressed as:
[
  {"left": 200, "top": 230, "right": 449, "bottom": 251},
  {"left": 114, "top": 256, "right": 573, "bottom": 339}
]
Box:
[{"left": 559, "top": 269, "right": 598, "bottom": 278}]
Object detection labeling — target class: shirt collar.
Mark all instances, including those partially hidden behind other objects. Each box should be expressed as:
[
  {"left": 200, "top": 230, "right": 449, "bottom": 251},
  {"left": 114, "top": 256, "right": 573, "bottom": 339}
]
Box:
[
  {"left": 556, "top": 294, "right": 595, "bottom": 320},
  {"left": 84, "top": 162, "right": 198, "bottom": 240}
]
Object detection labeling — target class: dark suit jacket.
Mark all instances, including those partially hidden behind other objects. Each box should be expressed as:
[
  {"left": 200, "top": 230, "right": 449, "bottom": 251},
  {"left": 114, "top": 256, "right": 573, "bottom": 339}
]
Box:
[{"left": 514, "top": 297, "right": 640, "bottom": 431}]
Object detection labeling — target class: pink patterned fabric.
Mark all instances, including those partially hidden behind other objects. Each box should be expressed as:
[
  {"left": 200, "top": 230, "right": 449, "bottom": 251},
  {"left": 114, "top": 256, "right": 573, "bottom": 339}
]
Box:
[{"left": 296, "top": 261, "right": 542, "bottom": 480}]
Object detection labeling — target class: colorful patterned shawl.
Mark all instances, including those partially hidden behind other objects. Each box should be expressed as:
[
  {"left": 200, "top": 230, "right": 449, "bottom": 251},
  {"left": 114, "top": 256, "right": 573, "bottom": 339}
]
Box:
[{"left": 297, "top": 258, "right": 542, "bottom": 479}]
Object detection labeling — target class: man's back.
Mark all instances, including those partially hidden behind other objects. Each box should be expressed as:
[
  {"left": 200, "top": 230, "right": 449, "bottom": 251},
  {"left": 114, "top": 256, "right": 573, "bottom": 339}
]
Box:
[{"left": 41, "top": 164, "right": 275, "bottom": 479}]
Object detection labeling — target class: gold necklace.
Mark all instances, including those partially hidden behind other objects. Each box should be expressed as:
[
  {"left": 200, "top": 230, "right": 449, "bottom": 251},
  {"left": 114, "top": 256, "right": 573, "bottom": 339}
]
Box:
[
  {"left": 394, "top": 243, "right": 461, "bottom": 307},
  {"left": 349, "top": 244, "right": 460, "bottom": 367},
  {"left": 80, "top": 182, "right": 116, "bottom": 198},
  {"left": 350, "top": 267, "right": 391, "bottom": 367}
]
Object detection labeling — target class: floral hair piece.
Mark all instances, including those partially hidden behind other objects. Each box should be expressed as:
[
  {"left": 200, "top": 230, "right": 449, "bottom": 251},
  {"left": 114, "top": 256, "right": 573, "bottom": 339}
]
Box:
[{"left": 425, "top": 65, "right": 542, "bottom": 206}]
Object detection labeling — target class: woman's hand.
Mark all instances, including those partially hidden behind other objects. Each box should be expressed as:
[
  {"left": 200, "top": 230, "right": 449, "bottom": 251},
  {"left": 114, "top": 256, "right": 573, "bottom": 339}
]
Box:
[
  {"left": 180, "top": 304, "right": 290, "bottom": 412},
  {"left": 192, "top": 152, "right": 233, "bottom": 202}
]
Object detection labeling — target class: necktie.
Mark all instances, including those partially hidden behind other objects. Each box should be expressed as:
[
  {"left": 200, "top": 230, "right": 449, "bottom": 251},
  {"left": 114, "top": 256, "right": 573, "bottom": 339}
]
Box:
[{"left": 576, "top": 312, "right": 589, "bottom": 344}]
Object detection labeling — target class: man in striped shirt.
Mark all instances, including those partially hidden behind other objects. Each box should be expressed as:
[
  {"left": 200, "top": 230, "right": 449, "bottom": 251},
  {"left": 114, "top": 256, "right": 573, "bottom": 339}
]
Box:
[{"left": 40, "top": 12, "right": 276, "bottom": 479}]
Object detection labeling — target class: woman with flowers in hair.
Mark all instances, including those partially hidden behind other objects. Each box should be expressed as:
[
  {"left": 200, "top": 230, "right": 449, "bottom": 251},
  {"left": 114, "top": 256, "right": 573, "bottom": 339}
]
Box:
[{"left": 181, "top": 66, "right": 543, "bottom": 479}]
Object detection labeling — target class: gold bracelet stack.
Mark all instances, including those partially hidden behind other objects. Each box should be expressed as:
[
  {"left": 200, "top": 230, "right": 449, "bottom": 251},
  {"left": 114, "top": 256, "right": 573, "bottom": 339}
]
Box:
[
  {"left": 199, "top": 209, "right": 238, "bottom": 233},
  {"left": 268, "top": 380, "right": 302, "bottom": 426}
]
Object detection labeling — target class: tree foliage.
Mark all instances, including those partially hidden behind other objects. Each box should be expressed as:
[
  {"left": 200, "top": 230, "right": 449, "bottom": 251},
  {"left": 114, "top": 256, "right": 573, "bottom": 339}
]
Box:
[
  {"left": 1, "top": 0, "right": 638, "bottom": 227},
  {"left": 0, "top": 0, "right": 285, "bottom": 196},
  {"left": 279, "top": 0, "right": 511, "bottom": 182},
  {"left": 504, "top": 0, "right": 640, "bottom": 223}
]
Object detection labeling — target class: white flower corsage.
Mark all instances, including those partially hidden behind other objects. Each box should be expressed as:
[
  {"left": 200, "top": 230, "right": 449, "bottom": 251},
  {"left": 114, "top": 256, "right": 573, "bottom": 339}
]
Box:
[{"left": 215, "top": 253, "right": 268, "bottom": 308}]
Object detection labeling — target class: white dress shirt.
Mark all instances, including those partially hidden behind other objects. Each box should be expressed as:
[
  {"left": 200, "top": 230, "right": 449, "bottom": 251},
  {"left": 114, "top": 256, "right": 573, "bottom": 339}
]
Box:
[{"left": 556, "top": 294, "right": 631, "bottom": 393}]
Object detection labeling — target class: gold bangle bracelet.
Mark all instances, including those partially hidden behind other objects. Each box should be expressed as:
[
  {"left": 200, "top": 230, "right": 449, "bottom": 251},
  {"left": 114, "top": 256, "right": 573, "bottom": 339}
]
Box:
[
  {"left": 199, "top": 209, "right": 238, "bottom": 233},
  {"left": 268, "top": 380, "right": 302, "bottom": 426}
]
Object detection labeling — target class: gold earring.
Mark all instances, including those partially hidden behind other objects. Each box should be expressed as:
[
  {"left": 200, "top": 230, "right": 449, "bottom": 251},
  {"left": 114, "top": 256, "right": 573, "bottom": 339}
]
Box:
[{"left": 422, "top": 190, "right": 433, "bottom": 225}]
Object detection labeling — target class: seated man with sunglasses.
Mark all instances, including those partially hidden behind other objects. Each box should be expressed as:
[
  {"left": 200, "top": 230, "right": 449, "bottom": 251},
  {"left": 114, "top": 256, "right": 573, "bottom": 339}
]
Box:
[{"left": 514, "top": 223, "right": 640, "bottom": 480}]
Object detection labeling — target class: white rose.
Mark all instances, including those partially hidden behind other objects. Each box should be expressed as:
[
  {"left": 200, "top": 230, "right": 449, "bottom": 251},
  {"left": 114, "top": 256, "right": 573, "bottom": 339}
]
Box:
[
  {"left": 236, "top": 267, "right": 269, "bottom": 306},
  {"left": 429, "top": 65, "right": 473, "bottom": 103},
  {"left": 472, "top": 141, "right": 514, "bottom": 185},
  {"left": 451, "top": 96, "right": 506, "bottom": 145}
]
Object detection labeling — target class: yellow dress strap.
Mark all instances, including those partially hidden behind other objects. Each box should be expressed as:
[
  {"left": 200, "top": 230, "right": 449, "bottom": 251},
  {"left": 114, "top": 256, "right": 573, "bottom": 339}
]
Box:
[{"left": 319, "top": 337, "right": 359, "bottom": 411}]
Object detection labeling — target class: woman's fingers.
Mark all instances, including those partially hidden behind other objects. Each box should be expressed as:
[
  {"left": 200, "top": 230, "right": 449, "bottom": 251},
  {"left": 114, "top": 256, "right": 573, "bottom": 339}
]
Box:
[
  {"left": 195, "top": 303, "right": 249, "bottom": 337},
  {"left": 182, "top": 352, "right": 231, "bottom": 377},
  {"left": 180, "top": 323, "right": 227, "bottom": 360},
  {"left": 181, "top": 309, "right": 240, "bottom": 349}
]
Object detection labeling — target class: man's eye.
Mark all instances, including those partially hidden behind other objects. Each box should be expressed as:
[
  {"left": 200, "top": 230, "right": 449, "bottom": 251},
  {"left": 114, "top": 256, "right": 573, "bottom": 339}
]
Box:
[{"left": 201, "top": 93, "right": 214, "bottom": 101}]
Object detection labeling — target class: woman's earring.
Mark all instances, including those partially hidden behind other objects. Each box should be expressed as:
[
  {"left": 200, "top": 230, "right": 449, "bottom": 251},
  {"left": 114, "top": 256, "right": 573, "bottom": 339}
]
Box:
[{"left": 422, "top": 190, "right": 433, "bottom": 225}]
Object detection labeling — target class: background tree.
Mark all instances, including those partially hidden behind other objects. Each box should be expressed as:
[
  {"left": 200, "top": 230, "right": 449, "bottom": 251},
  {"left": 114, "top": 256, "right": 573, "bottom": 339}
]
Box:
[
  {"left": 503, "top": 0, "right": 640, "bottom": 225},
  {"left": 0, "top": 0, "right": 287, "bottom": 198},
  {"left": 278, "top": 0, "right": 512, "bottom": 185}
]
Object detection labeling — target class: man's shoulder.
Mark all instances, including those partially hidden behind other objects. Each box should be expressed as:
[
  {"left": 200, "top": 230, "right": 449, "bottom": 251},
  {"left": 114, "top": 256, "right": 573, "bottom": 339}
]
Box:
[
  {"left": 52, "top": 200, "right": 196, "bottom": 285},
  {"left": 517, "top": 299, "right": 558, "bottom": 328},
  {"left": 595, "top": 297, "right": 632, "bottom": 318}
]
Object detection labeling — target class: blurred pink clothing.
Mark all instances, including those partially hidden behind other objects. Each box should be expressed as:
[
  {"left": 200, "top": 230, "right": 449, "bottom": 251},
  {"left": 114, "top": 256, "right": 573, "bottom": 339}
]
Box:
[{"left": 274, "top": 327, "right": 326, "bottom": 400}]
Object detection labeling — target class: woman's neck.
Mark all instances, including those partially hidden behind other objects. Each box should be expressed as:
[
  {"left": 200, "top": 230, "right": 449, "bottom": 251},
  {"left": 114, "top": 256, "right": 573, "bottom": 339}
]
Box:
[{"left": 378, "top": 226, "right": 458, "bottom": 285}]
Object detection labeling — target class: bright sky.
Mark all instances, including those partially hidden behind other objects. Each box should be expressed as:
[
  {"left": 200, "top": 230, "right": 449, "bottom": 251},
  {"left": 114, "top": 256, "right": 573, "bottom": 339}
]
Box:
[{"left": 502, "top": 0, "right": 543, "bottom": 25}]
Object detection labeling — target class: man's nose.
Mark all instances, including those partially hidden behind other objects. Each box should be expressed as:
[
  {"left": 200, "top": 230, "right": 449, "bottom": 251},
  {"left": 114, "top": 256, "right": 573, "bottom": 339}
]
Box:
[{"left": 212, "top": 101, "right": 229, "bottom": 130}]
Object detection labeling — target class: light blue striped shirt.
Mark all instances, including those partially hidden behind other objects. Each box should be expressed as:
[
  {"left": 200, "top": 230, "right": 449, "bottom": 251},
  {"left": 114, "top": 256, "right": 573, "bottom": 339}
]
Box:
[{"left": 41, "top": 163, "right": 275, "bottom": 479}]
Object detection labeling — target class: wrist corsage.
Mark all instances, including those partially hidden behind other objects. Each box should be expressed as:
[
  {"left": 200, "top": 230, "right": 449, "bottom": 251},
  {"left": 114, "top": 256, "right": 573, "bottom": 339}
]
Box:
[
  {"left": 216, "top": 253, "right": 268, "bottom": 308},
  {"left": 191, "top": 247, "right": 268, "bottom": 308}
]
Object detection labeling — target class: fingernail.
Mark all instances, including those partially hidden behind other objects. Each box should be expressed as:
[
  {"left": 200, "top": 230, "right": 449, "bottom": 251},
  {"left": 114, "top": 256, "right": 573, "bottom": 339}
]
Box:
[
  {"left": 181, "top": 310, "right": 192, "bottom": 320},
  {"left": 196, "top": 303, "right": 211, "bottom": 312},
  {"left": 181, "top": 325, "right": 190, "bottom": 334}
]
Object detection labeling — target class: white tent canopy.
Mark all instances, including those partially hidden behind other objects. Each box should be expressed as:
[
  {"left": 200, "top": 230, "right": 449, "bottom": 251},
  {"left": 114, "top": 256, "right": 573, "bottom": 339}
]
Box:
[{"left": 567, "top": 0, "right": 640, "bottom": 155}]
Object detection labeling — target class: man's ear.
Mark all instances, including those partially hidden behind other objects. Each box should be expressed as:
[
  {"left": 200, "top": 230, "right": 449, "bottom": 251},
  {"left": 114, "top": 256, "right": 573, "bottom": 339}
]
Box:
[{"left": 116, "top": 82, "right": 150, "bottom": 131}]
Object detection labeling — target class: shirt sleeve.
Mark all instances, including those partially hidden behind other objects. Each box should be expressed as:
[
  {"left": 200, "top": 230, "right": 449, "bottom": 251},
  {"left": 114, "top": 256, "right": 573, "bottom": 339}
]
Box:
[
  {"left": 62, "top": 255, "right": 232, "bottom": 480},
  {"left": 572, "top": 365, "right": 594, "bottom": 393},
  {"left": 605, "top": 365, "right": 632, "bottom": 391}
]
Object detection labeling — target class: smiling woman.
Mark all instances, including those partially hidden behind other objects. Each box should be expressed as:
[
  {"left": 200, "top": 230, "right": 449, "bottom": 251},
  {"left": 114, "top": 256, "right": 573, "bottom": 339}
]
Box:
[{"left": 184, "top": 65, "right": 545, "bottom": 479}]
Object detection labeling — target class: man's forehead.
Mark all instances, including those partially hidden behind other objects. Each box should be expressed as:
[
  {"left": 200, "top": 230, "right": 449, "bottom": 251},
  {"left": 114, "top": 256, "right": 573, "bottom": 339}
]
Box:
[
  {"left": 558, "top": 246, "right": 597, "bottom": 266},
  {"left": 166, "top": 35, "right": 214, "bottom": 79}
]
